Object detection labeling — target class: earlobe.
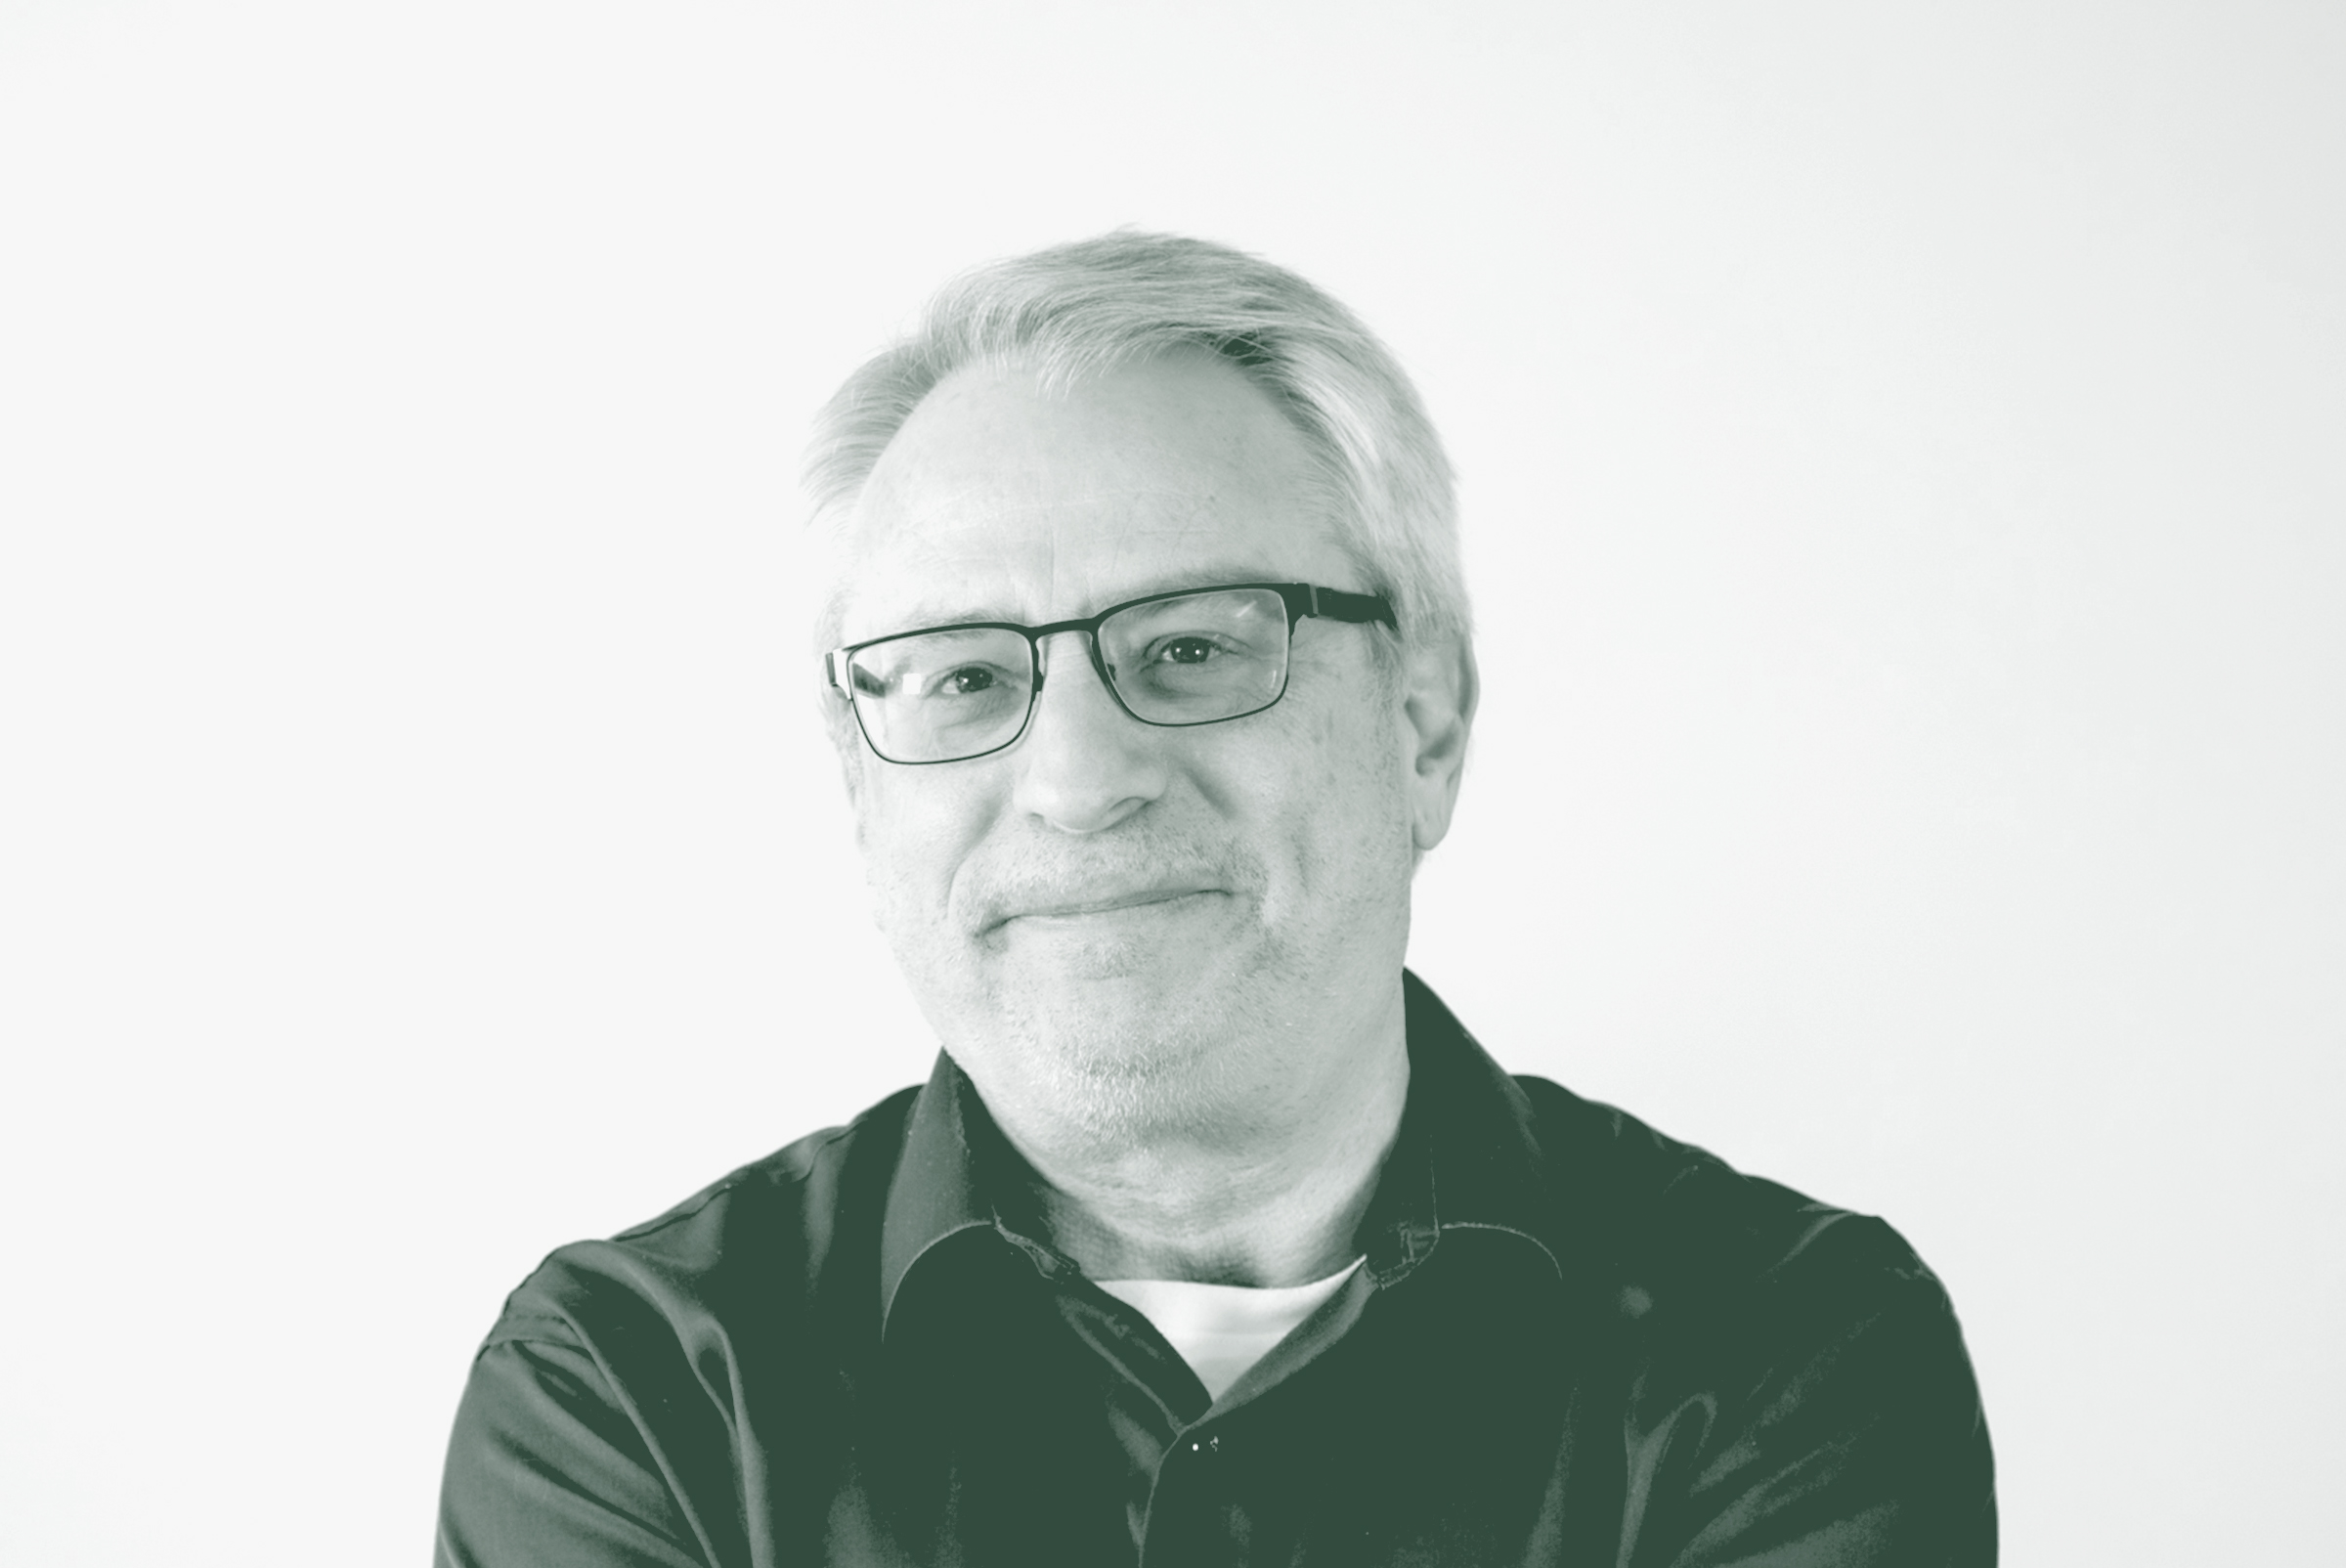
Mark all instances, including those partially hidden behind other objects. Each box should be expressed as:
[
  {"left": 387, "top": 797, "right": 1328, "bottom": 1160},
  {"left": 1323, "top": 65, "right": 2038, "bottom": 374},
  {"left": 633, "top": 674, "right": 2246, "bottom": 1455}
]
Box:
[{"left": 1402, "top": 638, "right": 1478, "bottom": 852}]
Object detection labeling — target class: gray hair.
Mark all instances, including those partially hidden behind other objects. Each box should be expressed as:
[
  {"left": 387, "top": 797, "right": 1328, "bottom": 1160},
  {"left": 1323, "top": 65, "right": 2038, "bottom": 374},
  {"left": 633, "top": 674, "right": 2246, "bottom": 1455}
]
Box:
[{"left": 803, "top": 231, "right": 1468, "bottom": 657}]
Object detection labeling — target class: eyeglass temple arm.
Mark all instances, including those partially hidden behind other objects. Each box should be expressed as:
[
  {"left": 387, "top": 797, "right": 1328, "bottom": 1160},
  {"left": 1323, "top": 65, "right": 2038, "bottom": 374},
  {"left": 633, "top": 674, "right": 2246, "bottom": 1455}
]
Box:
[{"left": 1300, "top": 585, "right": 1398, "bottom": 630}]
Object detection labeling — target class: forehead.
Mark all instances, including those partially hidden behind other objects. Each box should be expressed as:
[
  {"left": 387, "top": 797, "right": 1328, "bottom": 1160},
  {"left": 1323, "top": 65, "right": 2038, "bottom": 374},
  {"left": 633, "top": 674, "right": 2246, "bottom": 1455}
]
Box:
[{"left": 836, "top": 350, "right": 1347, "bottom": 641}]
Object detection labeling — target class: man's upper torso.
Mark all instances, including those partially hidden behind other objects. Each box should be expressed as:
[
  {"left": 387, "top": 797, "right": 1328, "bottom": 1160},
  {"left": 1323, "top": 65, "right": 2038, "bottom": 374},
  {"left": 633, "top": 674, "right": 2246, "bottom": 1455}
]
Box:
[{"left": 436, "top": 974, "right": 1994, "bottom": 1566}]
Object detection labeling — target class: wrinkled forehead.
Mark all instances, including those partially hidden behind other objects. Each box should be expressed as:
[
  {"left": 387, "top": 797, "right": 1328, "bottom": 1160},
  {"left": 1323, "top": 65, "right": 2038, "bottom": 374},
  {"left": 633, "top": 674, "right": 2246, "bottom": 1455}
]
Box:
[{"left": 829, "top": 352, "right": 1347, "bottom": 644}]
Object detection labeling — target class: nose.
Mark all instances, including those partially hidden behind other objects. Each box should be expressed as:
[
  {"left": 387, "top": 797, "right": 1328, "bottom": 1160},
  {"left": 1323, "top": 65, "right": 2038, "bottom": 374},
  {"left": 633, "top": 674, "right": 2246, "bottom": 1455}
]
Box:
[{"left": 1009, "top": 630, "right": 1169, "bottom": 834}]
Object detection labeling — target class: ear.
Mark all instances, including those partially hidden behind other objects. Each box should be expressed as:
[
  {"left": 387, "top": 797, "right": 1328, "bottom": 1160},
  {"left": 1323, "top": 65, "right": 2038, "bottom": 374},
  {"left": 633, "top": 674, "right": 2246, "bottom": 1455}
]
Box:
[{"left": 1399, "top": 633, "right": 1478, "bottom": 854}]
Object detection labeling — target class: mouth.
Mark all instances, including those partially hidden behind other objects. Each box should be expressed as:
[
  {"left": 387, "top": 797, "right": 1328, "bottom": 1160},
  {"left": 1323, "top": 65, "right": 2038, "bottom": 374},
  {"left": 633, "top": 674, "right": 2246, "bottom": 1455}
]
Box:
[{"left": 993, "top": 886, "right": 1226, "bottom": 930}]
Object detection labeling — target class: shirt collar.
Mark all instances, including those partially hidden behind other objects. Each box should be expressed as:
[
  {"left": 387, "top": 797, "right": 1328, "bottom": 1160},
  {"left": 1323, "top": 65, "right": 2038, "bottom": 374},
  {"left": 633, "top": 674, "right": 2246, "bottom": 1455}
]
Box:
[
  {"left": 1364, "top": 969, "right": 1563, "bottom": 1285},
  {"left": 877, "top": 968, "right": 1562, "bottom": 1337},
  {"left": 877, "top": 1049, "right": 1021, "bottom": 1338}
]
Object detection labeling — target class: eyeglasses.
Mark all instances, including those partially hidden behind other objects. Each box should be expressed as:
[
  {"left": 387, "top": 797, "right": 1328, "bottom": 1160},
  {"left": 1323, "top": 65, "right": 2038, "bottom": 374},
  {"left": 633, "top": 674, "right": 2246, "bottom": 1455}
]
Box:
[{"left": 824, "top": 582, "right": 1397, "bottom": 764}]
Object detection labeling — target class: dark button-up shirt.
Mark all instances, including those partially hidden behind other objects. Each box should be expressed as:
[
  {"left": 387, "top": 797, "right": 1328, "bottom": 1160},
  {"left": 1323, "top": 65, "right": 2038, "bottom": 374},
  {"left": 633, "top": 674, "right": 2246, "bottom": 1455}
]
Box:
[{"left": 437, "top": 973, "right": 1995, "bottom": 1565}]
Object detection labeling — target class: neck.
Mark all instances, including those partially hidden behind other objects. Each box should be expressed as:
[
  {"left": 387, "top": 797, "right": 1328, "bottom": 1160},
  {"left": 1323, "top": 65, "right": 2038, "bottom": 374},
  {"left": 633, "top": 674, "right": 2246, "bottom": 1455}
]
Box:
[{"left": 982, "top": 986, "right": 1412, "bottom": 1288}]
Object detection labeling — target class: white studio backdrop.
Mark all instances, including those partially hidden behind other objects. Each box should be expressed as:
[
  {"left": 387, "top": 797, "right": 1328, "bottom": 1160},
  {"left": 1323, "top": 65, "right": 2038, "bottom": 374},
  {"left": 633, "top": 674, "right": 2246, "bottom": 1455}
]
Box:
[{"left": 2, "top": 2, "right": 2339, "bottom": 1562}]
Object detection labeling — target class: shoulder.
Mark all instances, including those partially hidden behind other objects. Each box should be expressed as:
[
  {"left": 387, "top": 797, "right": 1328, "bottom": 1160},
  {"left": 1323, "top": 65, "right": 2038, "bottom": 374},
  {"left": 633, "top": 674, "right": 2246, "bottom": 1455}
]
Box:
[
  {"left": 441, "top": 1092, "right": 928, "bottom": 1563},
  {"left": 1509, "top": 1076, "right": 1995, "bottom": 1556},
  {"left": 480, "top": 1083, "right": 923, "bottom": 1357},
  {"left": 1510, "top": 1072, "right": 1956, "bottom": 1328}
]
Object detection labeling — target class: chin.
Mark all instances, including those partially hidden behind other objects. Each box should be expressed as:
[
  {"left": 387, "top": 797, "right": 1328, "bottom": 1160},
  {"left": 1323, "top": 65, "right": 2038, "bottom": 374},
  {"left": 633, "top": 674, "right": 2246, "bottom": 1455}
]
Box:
[
  {"left": 1012, "top": 962, "right": 1238, "bottom": 1070},
  {"left": 964, "top": 956, "right": 1281, "bottom": 1141}
]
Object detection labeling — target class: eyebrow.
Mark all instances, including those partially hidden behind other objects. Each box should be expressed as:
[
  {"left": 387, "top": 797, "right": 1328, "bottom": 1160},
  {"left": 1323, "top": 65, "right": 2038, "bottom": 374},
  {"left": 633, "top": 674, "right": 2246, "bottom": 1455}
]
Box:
[{"left": 864, "top": 563, "right": 1290, "bottom": 638}]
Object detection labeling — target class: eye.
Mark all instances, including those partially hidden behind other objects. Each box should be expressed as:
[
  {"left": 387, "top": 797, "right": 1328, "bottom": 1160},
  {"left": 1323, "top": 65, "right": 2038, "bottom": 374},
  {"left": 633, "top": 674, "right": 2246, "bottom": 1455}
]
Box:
[
  {"left": 1151, "top": 635, "right": 1223, "bottom": 666},
  {"left": 938, "top": 665, "right": 997, "bottom": 695}
]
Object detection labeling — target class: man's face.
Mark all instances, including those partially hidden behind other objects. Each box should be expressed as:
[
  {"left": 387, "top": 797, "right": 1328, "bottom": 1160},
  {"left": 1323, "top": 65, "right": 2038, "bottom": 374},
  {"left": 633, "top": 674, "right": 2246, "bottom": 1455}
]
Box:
[{"left": 831, "top": 350, "right": 1453, "bottom": 1144}]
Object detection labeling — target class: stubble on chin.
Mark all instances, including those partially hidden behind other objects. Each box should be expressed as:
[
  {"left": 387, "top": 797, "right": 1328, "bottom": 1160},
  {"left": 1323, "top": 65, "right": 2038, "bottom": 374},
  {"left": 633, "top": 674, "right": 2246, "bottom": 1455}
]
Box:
[
  {"left": 884, "top": 828, "right": 1259, "bottom": 1100},
  {"left": 949, "top": 920, "right": 1298, "bottom": 1145}
]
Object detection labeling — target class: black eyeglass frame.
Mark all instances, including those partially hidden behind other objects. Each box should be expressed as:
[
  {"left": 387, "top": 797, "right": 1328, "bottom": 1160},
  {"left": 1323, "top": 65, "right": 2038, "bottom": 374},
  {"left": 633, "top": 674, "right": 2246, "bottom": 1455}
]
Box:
[{"left": 823, "top": 581, "right": 1398, "bottom": 765}]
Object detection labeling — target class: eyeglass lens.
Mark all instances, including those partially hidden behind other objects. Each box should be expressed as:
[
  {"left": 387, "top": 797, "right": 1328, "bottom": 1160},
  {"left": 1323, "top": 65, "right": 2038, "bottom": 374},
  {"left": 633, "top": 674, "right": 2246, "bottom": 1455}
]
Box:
[{"left": 844, "top": 587, "right": 1294, "bottom": 762}]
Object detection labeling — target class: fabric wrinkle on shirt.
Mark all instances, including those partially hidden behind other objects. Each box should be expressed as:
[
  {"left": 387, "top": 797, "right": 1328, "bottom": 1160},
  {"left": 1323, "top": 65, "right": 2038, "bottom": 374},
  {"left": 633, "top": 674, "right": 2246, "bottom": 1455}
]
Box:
[{"left": 1094, "top": 1258, "right": 1366, "bottom": 1403}]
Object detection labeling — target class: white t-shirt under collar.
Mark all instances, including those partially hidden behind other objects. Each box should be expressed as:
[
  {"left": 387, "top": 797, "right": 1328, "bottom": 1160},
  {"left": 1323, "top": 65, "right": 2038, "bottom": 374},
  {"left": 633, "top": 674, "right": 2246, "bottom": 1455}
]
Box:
[{"left": 1094, "top": 1258, "right": 1366, "bottom": 1402}]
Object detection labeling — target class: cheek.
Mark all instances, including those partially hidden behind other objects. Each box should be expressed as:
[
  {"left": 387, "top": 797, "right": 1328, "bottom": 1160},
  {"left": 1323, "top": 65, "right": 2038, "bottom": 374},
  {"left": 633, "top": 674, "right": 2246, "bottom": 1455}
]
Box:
[
  {"left": 853, "top": 767, "right": 986, "bottom": 929},
  {"left": 1251, "top": 699, "right": 1412, "bottom": 906}
]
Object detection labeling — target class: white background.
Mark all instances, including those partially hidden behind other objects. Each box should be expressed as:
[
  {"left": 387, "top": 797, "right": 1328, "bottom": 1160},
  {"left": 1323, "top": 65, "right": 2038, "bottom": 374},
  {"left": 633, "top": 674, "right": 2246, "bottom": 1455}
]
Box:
[{"left": 3, "top": 2, "right": 2339, "bottom": 1562}]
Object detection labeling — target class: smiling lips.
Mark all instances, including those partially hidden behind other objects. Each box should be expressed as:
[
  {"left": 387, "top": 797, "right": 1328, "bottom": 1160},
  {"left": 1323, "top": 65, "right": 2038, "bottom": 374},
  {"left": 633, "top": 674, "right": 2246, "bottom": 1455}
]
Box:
[{"left": 997, "top": 886, "right": 1225, "bottom": 927}]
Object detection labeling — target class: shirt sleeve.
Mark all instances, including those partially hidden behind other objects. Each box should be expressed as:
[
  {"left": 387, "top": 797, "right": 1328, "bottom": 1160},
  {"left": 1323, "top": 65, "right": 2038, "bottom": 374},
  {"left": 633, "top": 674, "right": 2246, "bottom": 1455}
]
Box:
[
  {"left": 435, "top": 1320, "right": 711, "bottom": 1568},
  {"left": 1621, "top": 1227, "right": 1997, "bottom": 1568}
]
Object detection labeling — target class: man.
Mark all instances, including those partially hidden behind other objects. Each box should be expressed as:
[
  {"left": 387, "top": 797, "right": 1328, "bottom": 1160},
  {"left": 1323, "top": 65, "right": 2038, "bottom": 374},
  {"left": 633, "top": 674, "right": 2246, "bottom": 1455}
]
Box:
[{"left": 436, "top": 232, "right": 1995, "bottom": 1566}]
